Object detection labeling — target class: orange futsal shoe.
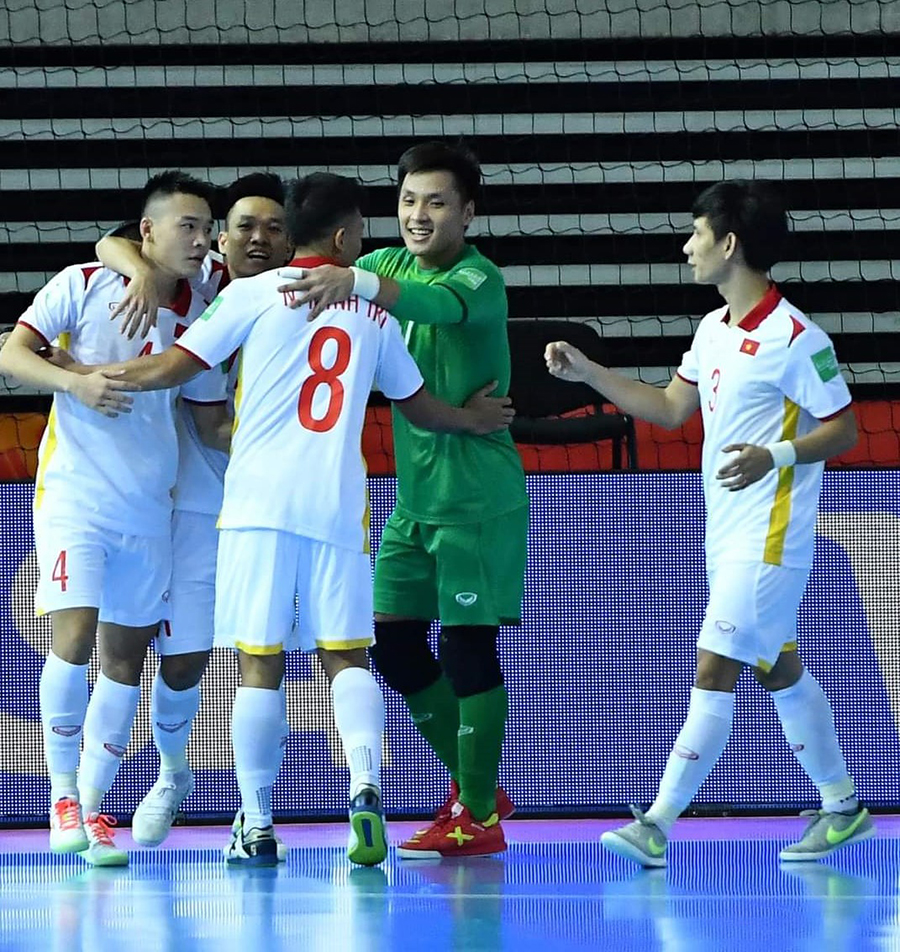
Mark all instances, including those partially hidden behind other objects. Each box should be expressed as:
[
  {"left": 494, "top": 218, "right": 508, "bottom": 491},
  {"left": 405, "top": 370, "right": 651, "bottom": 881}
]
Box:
[
  {"left": 422, "top": 781, "right": 516, "bottom": 833},
  {"left": 398, "top": 801, "right": 507, "bottom": 860}
]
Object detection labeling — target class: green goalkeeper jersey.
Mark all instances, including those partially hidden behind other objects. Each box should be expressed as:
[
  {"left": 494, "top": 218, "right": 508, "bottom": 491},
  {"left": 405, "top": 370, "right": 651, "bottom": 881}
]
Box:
[{"left": 359, "top": 244, "right": 527, "bottom": 525}]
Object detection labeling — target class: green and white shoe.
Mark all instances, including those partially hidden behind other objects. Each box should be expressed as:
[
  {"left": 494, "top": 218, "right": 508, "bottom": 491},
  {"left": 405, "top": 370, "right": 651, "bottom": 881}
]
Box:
[
  {"left": 347, "top": 785, "right": 388, "bottom": 867},
  {"left": 601, "top": 805, "right": 668, "bottom": 868},
  {"left": 779, "top": 807, "right": 875, "bottom": 862},
  {"left": 224, "top": 810, "right": 288, "bottom": 863}
]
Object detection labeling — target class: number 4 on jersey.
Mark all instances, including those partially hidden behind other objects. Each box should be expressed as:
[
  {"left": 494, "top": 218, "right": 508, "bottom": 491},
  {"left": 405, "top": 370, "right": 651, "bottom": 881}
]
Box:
[{"left": 51, "top": 550, "right": 69, "bottom": 592}]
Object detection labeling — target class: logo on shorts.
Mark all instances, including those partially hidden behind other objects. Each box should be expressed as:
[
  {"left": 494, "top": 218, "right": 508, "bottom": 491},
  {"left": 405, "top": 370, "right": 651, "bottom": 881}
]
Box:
[
  {"left": 455, "top": 592, "right": 478, "bottom": 607},
  {"left": 458, "top": 725, "right": 475, "bottom": 736},
  {"left": 791, "top": 743, "right": 805, "bottom": 753},
  {"left": 52, "top": 725, "right": 82, "bottom": 737},
  {"left": 155, "top": 720, "right": 188, "bottom": 734},
  {"left": 103, "top": 743, "right": 127, "bottom": 758},
  {"left": 715, "top": 620, "right": 736, "bottom": 633},
  {"left": 674, "top": 745, "right": 700, "bottom": 761},
  {"left": 161, "top": 591, "right": 170, "bottom": 603}
]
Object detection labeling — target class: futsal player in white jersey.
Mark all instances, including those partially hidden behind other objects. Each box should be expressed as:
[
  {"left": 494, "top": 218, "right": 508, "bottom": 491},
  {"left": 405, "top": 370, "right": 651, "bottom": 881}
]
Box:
[
  {"left": 546, "top": 179, "right": 872, "bottom": 867},
  {"left": 95, "top": 174, "right": 296, "bottom": 855},
  {"left": 94, "top": 172, "right": 514, "bottom": 866},
  {"left": 0, "top": 172, "right": 229, "bottom": 866}
]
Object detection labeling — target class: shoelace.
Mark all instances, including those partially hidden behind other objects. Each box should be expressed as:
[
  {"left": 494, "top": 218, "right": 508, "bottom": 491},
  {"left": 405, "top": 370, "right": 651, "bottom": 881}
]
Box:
[
  {"left": 86, "top": 814, "right": 119, "bottom": 846},
  {"left": 54, "top": 798, "right": 81, "bottom": 830}
]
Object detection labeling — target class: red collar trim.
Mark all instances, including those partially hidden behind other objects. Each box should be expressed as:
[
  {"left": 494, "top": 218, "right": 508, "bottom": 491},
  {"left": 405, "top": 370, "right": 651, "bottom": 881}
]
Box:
[
  {"left": 288, "top": 255, "right": 339, "bottom": 268},
  {"left": 722, "top": 285, "right": 782, "bottom": 331},
  {"left": 167, "top": 279, "right": 193, "bottom": 317}
]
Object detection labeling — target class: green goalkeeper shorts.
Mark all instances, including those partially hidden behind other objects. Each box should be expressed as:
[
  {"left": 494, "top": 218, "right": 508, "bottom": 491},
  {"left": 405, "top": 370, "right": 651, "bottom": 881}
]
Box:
[{"left": 373, "top": 504, "right": 528, "bottom": 627}]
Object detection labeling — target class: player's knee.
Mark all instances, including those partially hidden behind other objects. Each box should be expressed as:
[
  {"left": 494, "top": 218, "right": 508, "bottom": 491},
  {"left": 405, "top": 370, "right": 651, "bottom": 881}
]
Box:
[
  {"left": 317, "top": 646, "right": 368, "bottom": 683},
  {"left": 370, "top": 620, "right": 439, "bottom": 696},
  {"left": 238, "top": 649, "right": 284, "bottom": 689},
  {"left": 160, "top": 651, "right": 209, "bottom": 691},
  {"left": 694, "top": 649, "right": 741, "bottom": 692},
  {"left": 755, "top": 650, "right": 803, "bottom": 692},
  {"left": 439, "top": 625, "right": 503, "bottom": 698}
]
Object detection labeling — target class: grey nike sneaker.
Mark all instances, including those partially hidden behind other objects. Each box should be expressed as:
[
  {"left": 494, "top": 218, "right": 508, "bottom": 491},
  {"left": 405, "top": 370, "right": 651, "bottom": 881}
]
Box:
[
  {"left": 779, "top": 807, "right": 875, "bottom": 862},
  {"left": 601, "top": 805, "right": 668, "bottom": 868}
]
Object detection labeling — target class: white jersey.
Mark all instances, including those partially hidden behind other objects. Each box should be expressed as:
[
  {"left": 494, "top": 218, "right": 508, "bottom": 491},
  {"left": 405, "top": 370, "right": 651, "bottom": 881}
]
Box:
[
  {"left": 175, "top": 259, "right": 425, "bottom": 552},
  {"left": 193, "top": 250, "right": 230, "bottom": 303},
  {"left": 172, "top": 355, "right": 235, "bottom": 516},
  {"left": 21, "top": 264, "right": 226, "bottom": 536},
  {"left": 173, "top": 254, "right": 233, "bottom": 515},
  {"left": 677, "top": 286, "right": 851, "bottom": 570}
]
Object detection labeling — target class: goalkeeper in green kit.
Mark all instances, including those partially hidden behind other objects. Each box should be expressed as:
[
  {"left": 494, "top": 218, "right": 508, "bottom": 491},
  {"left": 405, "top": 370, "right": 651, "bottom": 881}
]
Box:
[{"left": 285, "top": 142, "right": 528, "bottom": 857}]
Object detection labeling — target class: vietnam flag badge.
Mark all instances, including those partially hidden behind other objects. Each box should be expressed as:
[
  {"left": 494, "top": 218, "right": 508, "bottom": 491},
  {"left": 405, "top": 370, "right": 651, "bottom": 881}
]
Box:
[{"left": 740, "top": 338, "right": 760, "bottom": 356}]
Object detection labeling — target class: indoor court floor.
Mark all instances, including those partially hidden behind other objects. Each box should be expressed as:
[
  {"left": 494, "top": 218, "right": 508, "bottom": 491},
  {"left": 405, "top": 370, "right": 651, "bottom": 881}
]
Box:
[{"left": 1, "top": 816, "right": 898, "bottom": 951}]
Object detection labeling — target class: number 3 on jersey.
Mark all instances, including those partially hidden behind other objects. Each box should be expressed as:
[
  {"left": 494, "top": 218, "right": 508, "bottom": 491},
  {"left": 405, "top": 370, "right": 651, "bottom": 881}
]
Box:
[{"left": 297, "top": 327, "right": 353, "bottom": 432}]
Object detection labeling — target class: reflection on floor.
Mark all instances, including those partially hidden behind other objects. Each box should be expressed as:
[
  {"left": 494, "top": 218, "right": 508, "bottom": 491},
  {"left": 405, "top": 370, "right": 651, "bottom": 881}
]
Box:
[{"left": 1, "top": 817, "right": 898, "bottom": 951}]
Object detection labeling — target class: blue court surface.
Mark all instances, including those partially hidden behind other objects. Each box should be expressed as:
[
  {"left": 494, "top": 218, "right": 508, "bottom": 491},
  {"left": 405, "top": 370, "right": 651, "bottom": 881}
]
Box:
[{"left": 1, "top": 817, "right": 898, "bottom": 951}]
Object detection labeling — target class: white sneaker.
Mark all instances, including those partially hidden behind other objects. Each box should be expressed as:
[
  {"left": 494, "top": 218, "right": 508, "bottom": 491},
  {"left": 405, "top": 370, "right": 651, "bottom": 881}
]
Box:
[
  {"left": 132, "top": 771, "right": 195, "bottom": 847},
  {"left": 224, "top": 810, "right": 288, "bottom": 863},
  {"left": 49, "top": 797, "right": 88, "bottom": 853},
  {"left": 83, "top": 813, "right": 128, "bottom": 867}
]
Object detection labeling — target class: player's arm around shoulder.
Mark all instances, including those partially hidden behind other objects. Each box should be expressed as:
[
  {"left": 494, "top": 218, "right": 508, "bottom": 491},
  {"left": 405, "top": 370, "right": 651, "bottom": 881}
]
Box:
[{"left": 392, "top": 254, "right": 507, "bottom": 328}]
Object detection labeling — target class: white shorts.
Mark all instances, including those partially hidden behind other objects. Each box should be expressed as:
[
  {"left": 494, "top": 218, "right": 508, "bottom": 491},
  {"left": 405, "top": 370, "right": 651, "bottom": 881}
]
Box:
[
  {"left": 214, "top": 527, "right": 374, "bottom": 655},
  {"left": 155, "top": 509, "right": 218, "bottom": 657},
  {"left": 697, "top": 561, "right": 810, "bottom": 670},
  {"left": 33, "top": 514, "right": 172, "bottom": 628}
]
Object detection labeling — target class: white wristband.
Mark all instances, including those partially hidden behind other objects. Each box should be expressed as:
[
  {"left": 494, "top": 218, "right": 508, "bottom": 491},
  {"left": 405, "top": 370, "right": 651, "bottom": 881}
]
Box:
[
  {"left": 350, "top": 267, "right": 380, "bottom": 302},
  {"left": 766, "top": 440, "right": 797, "bottom": 469}
]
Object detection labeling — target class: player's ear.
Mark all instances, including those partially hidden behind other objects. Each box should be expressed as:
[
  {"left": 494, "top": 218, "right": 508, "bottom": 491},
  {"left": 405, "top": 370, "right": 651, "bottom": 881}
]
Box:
[
  {"left": 333, "top": 226, "right": 346, "bottom": 254},
  {"left": 217, "top": 230, "right": 229, "bottom": 256},
  {"left": 462, "top": 199, "right": 475, "bottom": 228},
  {"left": 139, "top": 216, "right": 153, "bottom": 241},
  {"left": 723, "top": 232, "right": 737, "bottom": 260}
]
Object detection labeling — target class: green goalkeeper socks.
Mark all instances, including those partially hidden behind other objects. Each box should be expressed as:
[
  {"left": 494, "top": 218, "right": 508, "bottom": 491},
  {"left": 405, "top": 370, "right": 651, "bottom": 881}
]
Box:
[
  {"left": 457, "top": 684, "right": 509, "bottom": 822},
  {"left": 405, "top": 675, "right": 460, "bottom": 776}
]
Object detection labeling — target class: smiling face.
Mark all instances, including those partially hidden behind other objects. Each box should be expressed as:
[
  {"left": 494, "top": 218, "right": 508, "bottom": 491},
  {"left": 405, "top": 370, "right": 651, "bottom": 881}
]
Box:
[
  {"left": 218, "top": 195, "right": 291, "bottom": 279},
  {"left": 140, "top": 191, "right": 214, "bottom": 280},
  {"left": 398, "top": 169, "right": 474, "bottom": 270}
]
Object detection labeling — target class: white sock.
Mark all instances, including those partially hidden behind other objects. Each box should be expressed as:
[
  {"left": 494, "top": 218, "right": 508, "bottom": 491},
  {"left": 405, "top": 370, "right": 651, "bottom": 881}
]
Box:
[
  {"left": 78, "top": 672, "right": 141, "bottom": 815},
  {"left": 331, "top": 667, "right": 384, "bottom": 799},
  {"left": 40, "top": 651, "right": 90, "bottom": 804},
  {"left": 645, "top": 687, "right": 735, "bottom": 834},
  {"left": 278, "top": 679, "right": 290, "bottom": 769},
  {"left": 771, "top": 669, "right": 858, "bottom": 813},
  {"left": 232, "top": 686, "right": 283, "bottom": 830},
  {"left": 152, "top": 673, "right": 200, "bottom": 780}
]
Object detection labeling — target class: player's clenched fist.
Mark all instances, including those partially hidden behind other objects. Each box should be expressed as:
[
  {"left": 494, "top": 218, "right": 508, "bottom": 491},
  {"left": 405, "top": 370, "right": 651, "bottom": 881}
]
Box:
[{"left": 545, "top": 340, "right": 595, "bottom": 383}]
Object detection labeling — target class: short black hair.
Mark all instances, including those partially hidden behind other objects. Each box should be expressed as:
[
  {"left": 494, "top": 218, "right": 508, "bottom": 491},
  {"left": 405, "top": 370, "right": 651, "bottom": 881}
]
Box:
[
  {"left": 396, "top": 140, "right": 481, "bottom": 205},
  {"left": 691, "top": 180, "right": 789, "bottom": 272},
  {"left": 141, "top": 170, "right": 217, "bottom": 217},
  {"left": 286, "top": 173, "right": 364, "bottom": 247},
  {"left": 222, "top": 172, "right": 285, "bottom": 223}
]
